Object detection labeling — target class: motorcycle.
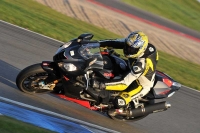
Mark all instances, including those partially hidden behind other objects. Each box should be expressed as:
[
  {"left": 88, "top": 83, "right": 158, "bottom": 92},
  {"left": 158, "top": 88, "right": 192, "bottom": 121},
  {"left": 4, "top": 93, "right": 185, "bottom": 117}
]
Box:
[{"left": 16, "top": 33, "right": 181, "bottom": 121}]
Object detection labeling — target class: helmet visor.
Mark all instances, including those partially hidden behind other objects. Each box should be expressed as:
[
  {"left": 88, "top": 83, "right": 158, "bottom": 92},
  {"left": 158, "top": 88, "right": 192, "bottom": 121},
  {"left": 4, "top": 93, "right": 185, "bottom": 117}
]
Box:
[{"left": 123, "top": 44, "right": 139, "bottom": 57}]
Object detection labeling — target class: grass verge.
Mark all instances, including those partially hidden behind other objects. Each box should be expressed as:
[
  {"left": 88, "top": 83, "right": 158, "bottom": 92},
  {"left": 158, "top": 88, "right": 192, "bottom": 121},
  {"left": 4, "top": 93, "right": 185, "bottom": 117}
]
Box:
[
  {"left": 0, "top": 115, "right": 55, "bottom": 133},
  {"left": 122, "top": 0, "right": 200, "bottom": 32},
  {"left": 0, "top": 0, "right": 200, "bottom": 90},
  {"left": 0, "top": 0, "right": 121, "bottom": 41}
]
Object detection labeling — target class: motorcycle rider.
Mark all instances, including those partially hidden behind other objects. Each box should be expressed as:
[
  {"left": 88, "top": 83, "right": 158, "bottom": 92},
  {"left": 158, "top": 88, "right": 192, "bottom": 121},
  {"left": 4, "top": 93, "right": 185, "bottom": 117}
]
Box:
[{"left": 90, "top": 31, "right": 159, "bottom": 108}]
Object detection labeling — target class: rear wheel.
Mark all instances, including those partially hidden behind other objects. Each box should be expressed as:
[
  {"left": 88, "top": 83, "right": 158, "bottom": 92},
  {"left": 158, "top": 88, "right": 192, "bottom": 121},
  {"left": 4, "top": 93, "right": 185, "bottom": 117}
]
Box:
[{"left": 16, "top": 63, "right": 52, "bottom": 94}]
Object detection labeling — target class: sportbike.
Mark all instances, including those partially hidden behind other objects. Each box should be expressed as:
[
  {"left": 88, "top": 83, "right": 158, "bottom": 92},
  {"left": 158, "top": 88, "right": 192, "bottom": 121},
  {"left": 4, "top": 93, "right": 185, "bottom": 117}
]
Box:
[{"left": 16, "top": 33, "right": 181, "bottom": 121}]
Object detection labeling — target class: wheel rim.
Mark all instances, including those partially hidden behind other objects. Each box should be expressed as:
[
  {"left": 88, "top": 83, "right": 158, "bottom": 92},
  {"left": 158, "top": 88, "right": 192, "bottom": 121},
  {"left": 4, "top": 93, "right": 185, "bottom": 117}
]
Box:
[{"left": 22, "top": 72, "right": 49, "bottom": 93}]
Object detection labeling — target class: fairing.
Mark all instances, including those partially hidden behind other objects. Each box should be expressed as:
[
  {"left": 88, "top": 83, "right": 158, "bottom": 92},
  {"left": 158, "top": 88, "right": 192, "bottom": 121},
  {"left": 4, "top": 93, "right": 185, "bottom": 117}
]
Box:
[{"left": 55, "top": 41, "right": 72, "bottom": 54}]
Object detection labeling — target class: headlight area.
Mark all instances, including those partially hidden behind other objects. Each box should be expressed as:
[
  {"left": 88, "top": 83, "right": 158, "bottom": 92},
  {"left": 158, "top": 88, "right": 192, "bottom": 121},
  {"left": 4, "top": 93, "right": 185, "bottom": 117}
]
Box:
[
  {"left": 64, "top": 63, "right": 77, "bottom": 71},
  {"left": 58, "top": 62, "right": 77, "bottom": 71}
]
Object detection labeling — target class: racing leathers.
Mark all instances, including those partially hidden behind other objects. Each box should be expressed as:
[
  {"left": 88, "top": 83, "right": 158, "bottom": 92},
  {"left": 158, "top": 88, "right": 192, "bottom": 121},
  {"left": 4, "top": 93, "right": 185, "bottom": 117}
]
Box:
[{"left": 99, "top": 39, "right": 159, "bottom": 108}]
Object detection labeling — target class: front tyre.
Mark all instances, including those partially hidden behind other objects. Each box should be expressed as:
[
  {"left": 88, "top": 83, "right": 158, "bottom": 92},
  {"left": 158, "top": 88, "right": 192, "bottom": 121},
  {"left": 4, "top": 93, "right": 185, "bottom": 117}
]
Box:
[{"left": 16, "top": 63, "right": 51, "bottom": 94}]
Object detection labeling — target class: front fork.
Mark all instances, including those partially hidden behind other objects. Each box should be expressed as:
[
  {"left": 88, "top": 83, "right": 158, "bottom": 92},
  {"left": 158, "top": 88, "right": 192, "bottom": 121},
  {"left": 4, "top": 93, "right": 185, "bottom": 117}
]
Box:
[
  {"left": 38, "top": 78, "right": 62, "bottom": 90},
  {"left": 39, "top": 61, "right": 62, "bottom": 90},
  {"left": 84, "top": 71, "right": 91, "bottom": 90}
]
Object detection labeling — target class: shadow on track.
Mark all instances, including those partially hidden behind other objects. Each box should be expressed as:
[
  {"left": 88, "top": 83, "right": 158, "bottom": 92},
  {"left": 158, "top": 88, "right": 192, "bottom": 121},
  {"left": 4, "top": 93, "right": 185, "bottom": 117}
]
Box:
[{"left": 0, "top": 60, "right": 20, "bottom": 89}]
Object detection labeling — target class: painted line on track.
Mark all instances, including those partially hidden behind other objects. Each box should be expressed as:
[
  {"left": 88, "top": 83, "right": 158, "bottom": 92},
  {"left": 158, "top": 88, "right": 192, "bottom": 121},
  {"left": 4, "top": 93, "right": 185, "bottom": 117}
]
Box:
[
  {"left": 0, "top": 20, "right": 63, "bottom": 44},
  {"left": 183, "top": 85, "right": 200, "bottom": 92},
  {"left": 0, "top": 96, "right": 119, "bottom": 133},
  {"left": 87, "top": 0, "right": 200, "bottom": 43}
]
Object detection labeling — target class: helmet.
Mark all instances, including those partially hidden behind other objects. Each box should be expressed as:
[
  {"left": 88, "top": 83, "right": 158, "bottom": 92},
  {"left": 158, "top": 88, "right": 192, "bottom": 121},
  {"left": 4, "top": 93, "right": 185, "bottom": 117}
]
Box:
[{"left": 124, "top": 31, "right": 148, "bottom": 58}]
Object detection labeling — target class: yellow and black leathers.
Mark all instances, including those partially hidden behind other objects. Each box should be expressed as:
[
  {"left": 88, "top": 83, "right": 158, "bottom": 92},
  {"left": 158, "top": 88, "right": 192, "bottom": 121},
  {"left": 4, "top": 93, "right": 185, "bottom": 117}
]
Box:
[{"left": 100, "top": 39, "right": 158, "bottom": 106}]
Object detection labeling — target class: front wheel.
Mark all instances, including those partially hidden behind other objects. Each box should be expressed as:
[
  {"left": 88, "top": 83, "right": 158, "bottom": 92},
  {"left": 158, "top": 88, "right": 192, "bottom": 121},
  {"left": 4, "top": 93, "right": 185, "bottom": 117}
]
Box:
[{"left": 16, "top": 63, "right": 52, "bottom": 94}]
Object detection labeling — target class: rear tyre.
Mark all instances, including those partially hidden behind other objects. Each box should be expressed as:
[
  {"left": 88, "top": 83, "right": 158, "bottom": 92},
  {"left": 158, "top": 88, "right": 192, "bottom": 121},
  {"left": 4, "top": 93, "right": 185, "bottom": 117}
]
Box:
[{"left": 16, "top": 63, "right": 51, "bottom": 94}]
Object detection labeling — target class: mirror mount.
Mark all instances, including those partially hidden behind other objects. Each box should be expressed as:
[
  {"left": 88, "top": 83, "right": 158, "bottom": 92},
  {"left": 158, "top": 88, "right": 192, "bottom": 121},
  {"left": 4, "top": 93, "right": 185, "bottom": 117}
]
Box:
[{"left": 77, "top": 33, "right": 94, "bottom": 42}]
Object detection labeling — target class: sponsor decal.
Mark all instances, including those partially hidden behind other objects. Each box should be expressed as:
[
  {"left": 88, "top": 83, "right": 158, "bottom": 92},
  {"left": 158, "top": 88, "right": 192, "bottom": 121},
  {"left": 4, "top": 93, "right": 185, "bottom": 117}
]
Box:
[
  {"left": 70, "top": 50, "right": 75, "bottom": 56},
  {"left": 104, "top": 73, "right": 114, "bottom": 77},
  {"left": 118, "top": 99, "right": 125, "bottom": 105},
  {"left": 149, "top": 47, "right": 154, "bottom": 52}
]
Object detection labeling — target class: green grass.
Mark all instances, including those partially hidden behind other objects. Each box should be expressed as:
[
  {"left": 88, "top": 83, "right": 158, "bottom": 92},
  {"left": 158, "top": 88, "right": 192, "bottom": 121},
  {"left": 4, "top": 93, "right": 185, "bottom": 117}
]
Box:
[
  {"left": 0, "top": 115, "right": 55, "bottom": 133},
  {"left": 0, "top": 0, "right": 121, "bottom": 41},
  {"left": 122, "top": 0, "right": 200, "bottom": 32},
  {"left": 0, "top": 0, "right": 199, "bottom": 90}
]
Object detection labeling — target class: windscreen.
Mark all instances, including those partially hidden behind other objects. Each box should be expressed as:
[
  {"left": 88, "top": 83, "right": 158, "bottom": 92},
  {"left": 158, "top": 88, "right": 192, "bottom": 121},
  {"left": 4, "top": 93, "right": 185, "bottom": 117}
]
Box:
[{"left": 78, "top": 43, "right": 103, "bottom": 69}]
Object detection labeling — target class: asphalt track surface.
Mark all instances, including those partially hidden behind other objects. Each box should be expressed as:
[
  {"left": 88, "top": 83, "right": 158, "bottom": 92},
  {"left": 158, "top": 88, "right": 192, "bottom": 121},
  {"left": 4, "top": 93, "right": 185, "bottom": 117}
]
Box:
[
  {"left": 0, "top": 21, "right": 200, "bottom": 133},
  {"left": 93, "top": 0, "right": 200, "bottom": 40}
]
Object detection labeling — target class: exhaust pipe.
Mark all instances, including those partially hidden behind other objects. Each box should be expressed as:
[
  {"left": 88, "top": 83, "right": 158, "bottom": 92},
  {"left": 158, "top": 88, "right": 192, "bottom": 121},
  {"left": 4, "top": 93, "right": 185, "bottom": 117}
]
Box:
[{"left": 108, "top": 101, "right": 171, "bottom": 118}]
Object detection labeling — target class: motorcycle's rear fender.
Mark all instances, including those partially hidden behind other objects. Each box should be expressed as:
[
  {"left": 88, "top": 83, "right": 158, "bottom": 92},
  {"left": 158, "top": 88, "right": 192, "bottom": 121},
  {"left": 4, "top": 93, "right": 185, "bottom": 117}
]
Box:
[
  {"left": 152, "top": 81, "right": 173, "bottom": 99},
  {"left": 146, "top": 71, "right": 181, "bottom": 99},
  {"left": 41, "top": 61, "right": 61, "bottom": 78}
]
